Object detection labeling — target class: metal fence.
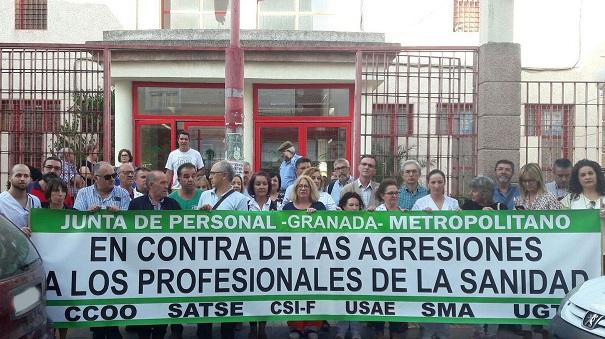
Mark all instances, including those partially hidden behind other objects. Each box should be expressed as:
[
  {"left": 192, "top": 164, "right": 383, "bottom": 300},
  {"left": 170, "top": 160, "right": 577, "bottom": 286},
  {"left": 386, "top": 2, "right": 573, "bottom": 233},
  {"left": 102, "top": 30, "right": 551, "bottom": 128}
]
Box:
[
  {"left": 356, "top": 48, "right": 479, "bottom": 196},
  {"left": 0, "top": 46, "right": 108, "bottom": 185},
  {"left": 520, "top": 81, "right": 604, "bottom": 180}
]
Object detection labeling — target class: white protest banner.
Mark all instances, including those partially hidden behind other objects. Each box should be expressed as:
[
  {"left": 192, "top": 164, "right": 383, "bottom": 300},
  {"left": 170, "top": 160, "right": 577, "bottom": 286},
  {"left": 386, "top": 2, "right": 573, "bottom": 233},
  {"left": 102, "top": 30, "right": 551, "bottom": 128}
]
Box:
[{"left": 30, "top": 209, "right": 600, "bottom": 328}]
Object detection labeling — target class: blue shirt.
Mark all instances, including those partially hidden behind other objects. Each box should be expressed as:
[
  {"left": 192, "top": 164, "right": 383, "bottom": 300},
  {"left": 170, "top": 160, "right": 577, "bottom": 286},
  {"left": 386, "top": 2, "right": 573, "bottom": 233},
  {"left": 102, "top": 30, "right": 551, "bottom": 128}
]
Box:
[
  {"left": 398, "top": 185, "right": 429, "bottom": 210},
  {"left": 279, "top": 153, "right": 301, "bottom": 191},
  {"left": 493, "top": 184, "right": 520, "bottom": 210}
]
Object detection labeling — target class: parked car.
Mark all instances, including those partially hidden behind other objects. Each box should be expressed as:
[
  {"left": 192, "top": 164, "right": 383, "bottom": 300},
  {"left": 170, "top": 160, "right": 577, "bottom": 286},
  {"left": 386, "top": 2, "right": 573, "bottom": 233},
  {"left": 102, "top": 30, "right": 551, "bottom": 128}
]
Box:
[
  {"left": 552, "top": 276, "right": 605, "bottom": 338},
  {"left": 0, "top": 213, "right": 53, "bottom": 339}
]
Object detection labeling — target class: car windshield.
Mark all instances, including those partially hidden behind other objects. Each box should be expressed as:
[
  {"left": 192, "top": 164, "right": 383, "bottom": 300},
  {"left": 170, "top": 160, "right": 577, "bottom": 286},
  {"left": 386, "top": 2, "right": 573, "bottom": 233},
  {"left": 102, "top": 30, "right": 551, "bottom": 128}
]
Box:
[{"left": 0, "top": 214, "right": 41, "bottom": 280}]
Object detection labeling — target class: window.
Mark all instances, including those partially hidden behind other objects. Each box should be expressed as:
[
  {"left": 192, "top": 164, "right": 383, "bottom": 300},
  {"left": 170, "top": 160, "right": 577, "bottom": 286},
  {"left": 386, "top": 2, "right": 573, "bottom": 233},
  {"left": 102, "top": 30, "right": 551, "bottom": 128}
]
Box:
[
  {"left": 135, "top": 84, "right": 225, "bottom": 116},
  {"left": 162, "top": 0, "right": 230, "bottom": 29},
  {"left": 257, "top": 0, "right": 334, "bottom": 30},
  {"left": 525, "top": 104, "right": 573, "bottom": 138},
  {"left": 1, "top": 100, "right": 61, "bottom": 166},
  {"left": 256, "top": 85, "right": 351, "bottom": 117},
  {"left": 453, "top": 0, "right": 479, "bottom": 32},
  {"left": 15, "top": 0, "right": 47, "bottom": 30},
  {"left": 371, "top": 104, "right": 413, "bottom": 137},
  {"left": 436, "top": 103, "right": 474, "bottom": 136}
]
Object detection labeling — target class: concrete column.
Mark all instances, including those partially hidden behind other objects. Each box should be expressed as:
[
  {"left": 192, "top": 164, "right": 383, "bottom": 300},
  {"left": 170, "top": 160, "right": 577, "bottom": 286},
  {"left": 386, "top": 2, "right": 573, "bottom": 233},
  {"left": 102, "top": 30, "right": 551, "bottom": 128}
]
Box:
[
  {"left": 113, "top": 80, "right": 133, "bottom": 161},
  {"left": 477, "top": 42, "right": 521, "bottom": 177},
  {"left": 480, "top": 0, "right": 514, "bottom": 44}
]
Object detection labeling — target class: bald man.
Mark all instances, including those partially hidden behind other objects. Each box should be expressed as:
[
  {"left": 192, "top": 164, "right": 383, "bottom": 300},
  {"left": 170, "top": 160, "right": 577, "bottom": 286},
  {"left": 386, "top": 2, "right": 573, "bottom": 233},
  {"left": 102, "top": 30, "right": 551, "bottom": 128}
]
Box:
[{"left": 0, "top": 164, "right": 41, "bottom": 236}]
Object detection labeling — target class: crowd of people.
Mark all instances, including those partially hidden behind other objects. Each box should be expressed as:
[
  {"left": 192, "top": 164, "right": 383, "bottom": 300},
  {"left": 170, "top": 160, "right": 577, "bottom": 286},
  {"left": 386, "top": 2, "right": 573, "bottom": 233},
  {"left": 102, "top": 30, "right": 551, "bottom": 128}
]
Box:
[{"left": 2, "top": 130, "right": 605, "bottom": 339}]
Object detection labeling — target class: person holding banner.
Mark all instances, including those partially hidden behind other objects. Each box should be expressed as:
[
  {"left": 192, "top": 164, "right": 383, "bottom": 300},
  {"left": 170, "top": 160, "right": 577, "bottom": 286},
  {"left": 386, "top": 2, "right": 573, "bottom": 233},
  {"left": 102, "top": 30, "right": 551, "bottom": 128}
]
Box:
[
  {"left": 561, "top": 159, "right": 605, "bottom": 210},
  {"left": 335, "top": 192, "right": 364, "bottom": 339},
  {"left": 248, "top": 171, "right": 277, "bottom": 212},
  {"left": 517, "top": 163, "right": 562, "bottom": 211},
  {"left": 73, "top": 162, "right": 127, "bottom": 339},
  {"left": 282, "top": 175, "right": 326, "bottom": 213},
  {"left": 282, "top": 174, "right": 325, "bottom": 338},
  {"left": 412, "top": 169, "right": 458, "bottom": 339},
  {"left": 561, "top": 159, "right": 605, "bottom": 271},
  {"left": 129, "top": 170, "right": 181, "bottom": 339},
  {"left": 41, "top": 178, "right": 72, "bottom": 339},
  {"left": 412, "top": 169, "right": 460, "bottom": 212},
  {"left": 196, "top": 160, "right": 249, "bottom": 339},
  {"left": 462, "top": 176, "right": 506, "bottom": 211}
]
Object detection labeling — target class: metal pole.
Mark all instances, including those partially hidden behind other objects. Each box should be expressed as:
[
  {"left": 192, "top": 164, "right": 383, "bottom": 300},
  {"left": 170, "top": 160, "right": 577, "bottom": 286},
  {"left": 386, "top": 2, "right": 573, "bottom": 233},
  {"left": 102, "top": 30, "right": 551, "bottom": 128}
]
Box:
[
  {"left": 103, "top": 48, "right": 112, "bottom": 163},
  {"left": 225, "top": 0, "right": 244, "bottom": 164}
]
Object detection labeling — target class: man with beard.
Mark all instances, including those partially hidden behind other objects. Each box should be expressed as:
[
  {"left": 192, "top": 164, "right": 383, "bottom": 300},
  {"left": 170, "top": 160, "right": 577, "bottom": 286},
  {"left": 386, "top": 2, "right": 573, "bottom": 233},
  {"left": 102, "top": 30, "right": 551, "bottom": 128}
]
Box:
[
  {"left": 28, "top": 156, "right": 74, "bottom": 207},
  {"left": 492, "top": 159, "right": 520, "bottom": 210},
  {"left": 327, "top": 158, "right": 354, "bottom": 203},
  {"left": 0, "top": 164, "right": 41, "bottom": 235}
]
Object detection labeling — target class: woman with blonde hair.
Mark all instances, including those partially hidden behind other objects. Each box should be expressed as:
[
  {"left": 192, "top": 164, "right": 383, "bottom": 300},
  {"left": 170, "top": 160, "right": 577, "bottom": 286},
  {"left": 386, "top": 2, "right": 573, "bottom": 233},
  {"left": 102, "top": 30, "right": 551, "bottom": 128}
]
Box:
[
  {"left": 517, "top": 163, "right": 561, "bottom": 210},
  {"left": 282, "top": 175, "right": 326, "bottom": 212},
  {"left": 282, "top": 174, "right": 325, "bottom": 338},
  {"left": 302, "top": 167, "right": 336, "bottom": 210}
]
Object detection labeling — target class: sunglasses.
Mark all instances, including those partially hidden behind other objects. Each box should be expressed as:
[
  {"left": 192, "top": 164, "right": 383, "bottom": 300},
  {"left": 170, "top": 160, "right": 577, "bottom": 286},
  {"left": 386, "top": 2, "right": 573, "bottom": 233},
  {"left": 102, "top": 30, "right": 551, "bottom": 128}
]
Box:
[{"left": 96, "top": 173, "right": 117, "bottom": 180}]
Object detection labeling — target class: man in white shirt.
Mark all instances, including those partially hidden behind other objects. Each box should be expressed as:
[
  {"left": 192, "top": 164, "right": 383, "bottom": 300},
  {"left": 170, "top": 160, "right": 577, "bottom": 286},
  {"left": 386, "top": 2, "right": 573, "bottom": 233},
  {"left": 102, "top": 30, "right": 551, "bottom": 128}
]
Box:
[
  {"left": 165, "top": 130, "right": 204, "bottom": 190},
  {"left": 0, "top": 164, "right": 41, "bottom": 235},
  {"left": 545, "top": 158, "right": 572, "bottom": 200},
  {"left": 340, "top": 155, "right": 380, "bottom": 210}
]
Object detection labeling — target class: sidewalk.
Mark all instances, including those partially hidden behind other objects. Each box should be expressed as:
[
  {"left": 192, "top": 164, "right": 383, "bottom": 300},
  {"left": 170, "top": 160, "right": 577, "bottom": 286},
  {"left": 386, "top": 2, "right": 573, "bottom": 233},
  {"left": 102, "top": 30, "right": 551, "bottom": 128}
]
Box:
[{"left": 65, "top": 322, "right": 549, "bottom": 338}]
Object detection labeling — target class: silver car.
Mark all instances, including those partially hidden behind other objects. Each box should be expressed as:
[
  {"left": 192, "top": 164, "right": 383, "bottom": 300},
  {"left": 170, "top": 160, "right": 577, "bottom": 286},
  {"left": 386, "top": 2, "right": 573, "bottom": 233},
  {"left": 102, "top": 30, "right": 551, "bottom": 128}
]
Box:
[{"left": 552, "top": 276, "right": 605, "bottom": 338}]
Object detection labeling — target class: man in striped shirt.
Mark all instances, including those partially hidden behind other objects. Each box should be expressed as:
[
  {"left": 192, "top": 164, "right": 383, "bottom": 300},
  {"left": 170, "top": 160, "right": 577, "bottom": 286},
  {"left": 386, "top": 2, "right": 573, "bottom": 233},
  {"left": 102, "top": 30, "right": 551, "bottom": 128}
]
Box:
[{"left": 74, "top": 162, "right": 130, "bottom": 212}]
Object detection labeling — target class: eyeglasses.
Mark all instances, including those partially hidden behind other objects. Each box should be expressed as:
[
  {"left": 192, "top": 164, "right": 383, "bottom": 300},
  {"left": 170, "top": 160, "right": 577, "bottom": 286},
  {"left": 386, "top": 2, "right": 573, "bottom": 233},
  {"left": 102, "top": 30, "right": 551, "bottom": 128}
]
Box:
[
  {"left": 44, "top": 165, "right": 62, "bottom": 171},
  {"left": 297, "top": 184, "right": 310, "bottom": 189},
  {"left": 334, "top": 166, "right": 349, "bottom": 171},
  {"left": 96, "top": 173, "right": 117, "bottom": 180},
  {"left": 385, "top": 191, "right": 400, "bottom": 196}
]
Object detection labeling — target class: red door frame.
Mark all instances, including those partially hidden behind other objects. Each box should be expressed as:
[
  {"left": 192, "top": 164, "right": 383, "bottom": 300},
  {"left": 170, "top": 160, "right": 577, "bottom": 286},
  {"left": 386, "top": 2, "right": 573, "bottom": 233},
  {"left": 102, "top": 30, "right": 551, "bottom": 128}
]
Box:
[
  {"left": 132, "top": 81, "right": 226, "bottom": 165},
  {"left": 254, "top": 122, "right": 352, "bottom": 172},
  {"left": 253, "top": 83, "right": 354, "bottom": 171}
]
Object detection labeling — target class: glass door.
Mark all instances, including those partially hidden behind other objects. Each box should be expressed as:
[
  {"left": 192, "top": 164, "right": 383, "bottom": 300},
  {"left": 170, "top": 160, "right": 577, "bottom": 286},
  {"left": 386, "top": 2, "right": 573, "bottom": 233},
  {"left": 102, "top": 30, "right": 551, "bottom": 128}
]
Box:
[
  {"left": 135, "top": 120, "right": 174, "bottom": 170},
  {"left": 255, "top": 123, "right": 350, "bottom": 174},
  {"left": 184, "top": 122, "right": 226, "bottom": 169}
]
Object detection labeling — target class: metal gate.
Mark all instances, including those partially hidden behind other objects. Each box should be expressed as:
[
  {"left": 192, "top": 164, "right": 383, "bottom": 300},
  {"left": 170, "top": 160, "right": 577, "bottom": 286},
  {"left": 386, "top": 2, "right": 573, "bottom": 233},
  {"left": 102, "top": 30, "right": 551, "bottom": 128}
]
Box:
[
  {"left": 355, "top": 48, "right": 479, "bottom": 196},
  {"left": 520, "top": 81, "right": 605, "bottom": 178},
  {"left": 0, "top": 45, "right": 110, "bottom": 184}
]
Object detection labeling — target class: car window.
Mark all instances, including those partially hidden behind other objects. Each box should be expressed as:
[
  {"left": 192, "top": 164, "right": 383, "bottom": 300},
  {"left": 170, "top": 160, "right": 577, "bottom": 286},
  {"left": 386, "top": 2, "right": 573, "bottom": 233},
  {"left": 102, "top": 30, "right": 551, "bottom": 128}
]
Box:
[{"left": 0, "top": 214, "right": 41, "bottom": 280}]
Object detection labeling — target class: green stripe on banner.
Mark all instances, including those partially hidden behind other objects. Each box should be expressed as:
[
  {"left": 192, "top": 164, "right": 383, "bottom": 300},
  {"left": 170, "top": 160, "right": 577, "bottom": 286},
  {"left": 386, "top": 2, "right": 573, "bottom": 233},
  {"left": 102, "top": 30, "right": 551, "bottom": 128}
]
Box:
[
  {"left": 53, "top": 315, "right": 551, "bottom": 329},
  {"left": 46, "top": 295, "right": 561, "bottom": 306},
  {"left": 31, "top": 209, "right": 601, "bottom": 234}
]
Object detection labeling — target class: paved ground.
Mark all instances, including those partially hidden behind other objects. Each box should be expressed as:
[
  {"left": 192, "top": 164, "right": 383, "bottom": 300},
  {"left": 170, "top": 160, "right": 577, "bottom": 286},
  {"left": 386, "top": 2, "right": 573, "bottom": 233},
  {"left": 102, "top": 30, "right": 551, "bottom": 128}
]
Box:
[{"left": 63, "top": 323, "right": 551, "bottom": 338}]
